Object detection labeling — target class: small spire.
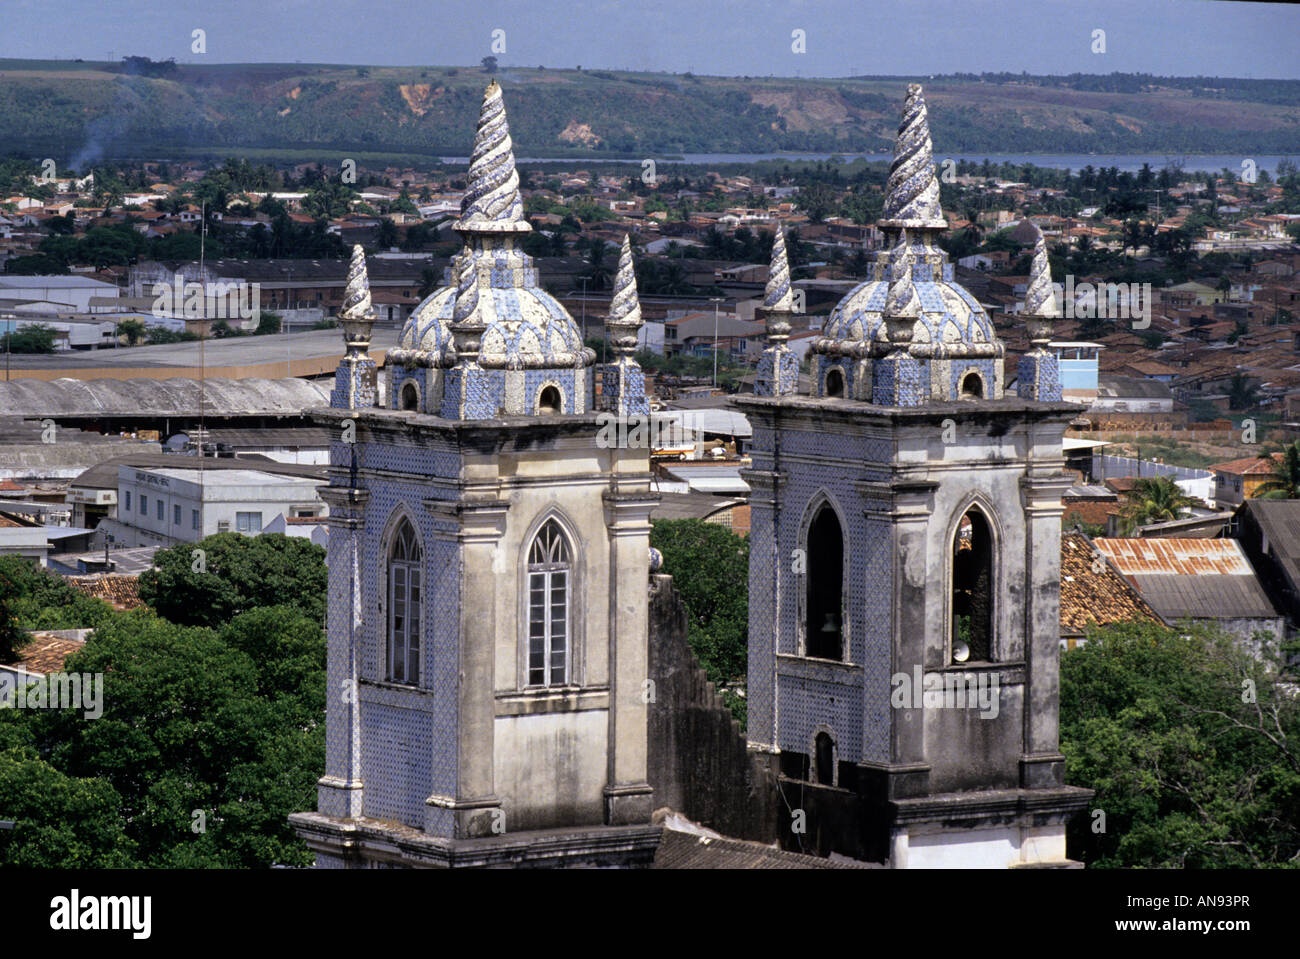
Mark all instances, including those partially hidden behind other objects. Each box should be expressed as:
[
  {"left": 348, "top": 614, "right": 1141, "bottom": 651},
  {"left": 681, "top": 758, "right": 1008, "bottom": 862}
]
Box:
[
  {"left": 330, "top": 245, "right": 378, "bottom": 409},
  {"left": 339, "top": 244, "right": 375, "bottom": 323},
  {"left": 882, "top": 231, "right": 921, "bottom": 323},
  {"left": 455, "top": 80, "right": 529, "bottom": 232},
  {"left": 606, "top": 235, "right": 643, "bottom": 356},
  {"left": 763, "top": 225, "right": 793, "bottom": 312},
  {"left": 879, "top": 84, "right": 946, "bottom": 230},
  {"left": 1022, "top": 226, "right": 1060, "bottom": 319}
]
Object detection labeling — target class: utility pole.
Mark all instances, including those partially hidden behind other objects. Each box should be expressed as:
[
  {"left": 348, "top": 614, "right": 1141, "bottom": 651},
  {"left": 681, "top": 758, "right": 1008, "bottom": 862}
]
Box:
[
  {"left": 580, "top": 277, "right": 589, "bottom": 343},
  {"left": 710, "top": 296, "right": 723, "bottom": 388}
]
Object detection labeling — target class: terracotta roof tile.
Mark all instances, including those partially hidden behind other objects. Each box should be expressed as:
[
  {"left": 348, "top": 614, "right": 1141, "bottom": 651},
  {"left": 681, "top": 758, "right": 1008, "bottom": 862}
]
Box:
[
  {"left": 1060, "top": 532, "right": 1163, "bottom": 636},
  {"left": 67, "top": 575, "right": 142, "bottom": 610}
]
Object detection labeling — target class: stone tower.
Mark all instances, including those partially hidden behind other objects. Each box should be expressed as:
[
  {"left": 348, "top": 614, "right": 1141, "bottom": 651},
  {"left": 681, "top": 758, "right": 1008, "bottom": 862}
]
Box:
[
  {"left": 291, "top": 81, "right": 660, "bottom": 868},
  {"left": 735, "top": 84, "right": 1091, "bottom": 867}
]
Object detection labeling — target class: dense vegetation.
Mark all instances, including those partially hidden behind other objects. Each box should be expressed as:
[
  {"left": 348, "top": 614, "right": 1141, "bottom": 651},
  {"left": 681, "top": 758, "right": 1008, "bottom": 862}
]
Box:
[
  {"left": 0, "top": 534, "right": 326, "bottom": 867},
  {"left": 1062, "top": 621, "right": 1300, "bottom": 868},
  {"left": 2, "top": 62, "right": 1296, "bottom": 166}
]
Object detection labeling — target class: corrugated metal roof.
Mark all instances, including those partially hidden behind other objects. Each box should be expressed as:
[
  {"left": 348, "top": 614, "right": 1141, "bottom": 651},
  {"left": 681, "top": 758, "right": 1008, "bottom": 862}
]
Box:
[
  {"left": 1092, "top": 537, "right": 1256, "bottom": 575},
  {"left": 1242, "top": 499, "right": 1300, "bottom": 588},
  {"left": 0, "top": 376, "right": 329, "bottom": 417},
  {"left": 1124, "top": 573, "right": 1278, "bottom": 620}
]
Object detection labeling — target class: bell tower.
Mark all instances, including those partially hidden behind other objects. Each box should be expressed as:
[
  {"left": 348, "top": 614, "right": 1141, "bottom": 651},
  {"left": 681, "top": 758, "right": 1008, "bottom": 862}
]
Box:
[
  {"left": 736, "top": 85, "right": 1091, "bottom": 867},
  {"left": 291, "top": 81, "right": 659, "bottom": 868}
]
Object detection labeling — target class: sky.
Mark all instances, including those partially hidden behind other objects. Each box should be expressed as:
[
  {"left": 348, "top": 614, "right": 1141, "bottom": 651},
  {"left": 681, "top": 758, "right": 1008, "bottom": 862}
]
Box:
[{"left": 2, "top": 0, "right": 1298, "bottom": 79}]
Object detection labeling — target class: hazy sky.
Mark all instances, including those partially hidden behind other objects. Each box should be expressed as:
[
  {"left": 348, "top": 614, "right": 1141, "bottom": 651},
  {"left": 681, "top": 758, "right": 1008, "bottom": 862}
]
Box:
[{"left": 3, "top": 0, "right": 1298, "bottom": 78}]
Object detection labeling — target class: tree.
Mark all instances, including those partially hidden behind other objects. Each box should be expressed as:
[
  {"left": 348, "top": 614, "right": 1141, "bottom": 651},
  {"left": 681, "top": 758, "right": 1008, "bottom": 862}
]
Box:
[
  {"left": 1, "top": 324, "right": 57, "bottom": 354},
  {"left": 254, "top": 311, "right": 282, "bottom": 335},
  {"left": 481, "top": 56, "right": 498, "bottom": 74},
  {"left": 1253, "top": 443, "right": 1300, "bottom": 500},
  {"left": 138, "top": 532, "right": 327, "bottom": 628},
  {"left": 20, "top": 607, "right": 324, "bottom": 867},
  {"left": 1062, "top": 620, "right": 1300, "bottom": 867},
  {"left": 1118, "top": 476, "right": 1196, "bottom": 533},
  {"left": 0, "top": 748, "right": 138, "bottom": 867},
  {"left": 116, "top": 318, "right": 146, "bottom": 346},
  {"left": 648, "top": 519, "right": 749, "bottom": 688},
  {"left": 1226, "top": 371, "right": 1260, "bottom": 411}
]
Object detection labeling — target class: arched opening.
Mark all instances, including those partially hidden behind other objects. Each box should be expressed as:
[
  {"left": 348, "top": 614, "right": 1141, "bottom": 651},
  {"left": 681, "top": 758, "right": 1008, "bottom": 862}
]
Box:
[
  {"left": 952, "top": 508, "right": 994, "bottom": 663},
  {"left": 387, "top": 517, "right": 422, "bottom": 685},
  {"left": 400, "top": 381, "right": 420, "bottom": 411},
  {"left": 960, "top": 371, "right": 983, "bottom": 400},
  {"left": 537, "top": 385, "right": 562, "bottom": 415},
  {"left": 814, "top": 731, "right": 835, "bottom": 786},
  {"left": 805, "top": 503, "right": 844, "bottom": 660},
  {"left": 526, "top": 519, "right": 571, "bottom": 686},
  {"left": 825, "top": 367, "right": 845, "bottom": 398}
]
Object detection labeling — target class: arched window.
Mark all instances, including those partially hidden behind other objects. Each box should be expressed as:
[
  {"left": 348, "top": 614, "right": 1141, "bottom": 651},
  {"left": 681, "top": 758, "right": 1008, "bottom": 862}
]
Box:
[
  {"left": 527, "top": 519, "right": 571, "bottom": 686},
  {"left": 537, "top": 385, "right": 562, "bottom": 415},
  {"left": 805, "top": 503, "right": 844, "bottom": 661},
  {"left": 388, "top": 518, "right": 422, "bottom": 684},
  {"left": 825, "top": 367, "right": 845, "bottom": 398},
  {"left": 400, "top": 381, "right": 420, "bottom": 411},
  {"left": 814, "top": 731, "right": 836, "bottom": 786},
  {"left": 960, "top": 371, "right": 983, "bottom": 399},
  {"left": 952, "top": 508, "right": 993, "bottom": 663}
]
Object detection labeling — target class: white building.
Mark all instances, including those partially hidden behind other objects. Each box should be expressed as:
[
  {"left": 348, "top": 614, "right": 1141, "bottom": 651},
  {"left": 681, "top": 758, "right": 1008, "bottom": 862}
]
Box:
[
  {"left": 99, "top": 465, "right": 327, "bottom": 548},
  {"left": 0, "top": 276, "right": 119, "bottom": 312}
]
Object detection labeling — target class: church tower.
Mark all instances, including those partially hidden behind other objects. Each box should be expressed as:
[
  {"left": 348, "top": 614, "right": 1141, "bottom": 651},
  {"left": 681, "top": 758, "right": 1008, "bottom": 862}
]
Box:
[
  {"left": 291, "top": 81, "right": 660, "bottom": 867},
  {"left": 736, "top": 84, "right": 1090, "bottom": 867}
]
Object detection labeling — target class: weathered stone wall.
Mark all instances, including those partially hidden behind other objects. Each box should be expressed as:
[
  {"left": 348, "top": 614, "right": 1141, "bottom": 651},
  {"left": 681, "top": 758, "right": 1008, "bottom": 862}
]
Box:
[{"left": 646, "top": 573, "right": 779, "bottom": 842}]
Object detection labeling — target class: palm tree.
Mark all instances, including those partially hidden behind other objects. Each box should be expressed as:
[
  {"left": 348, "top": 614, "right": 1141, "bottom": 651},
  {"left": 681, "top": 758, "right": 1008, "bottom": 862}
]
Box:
[
  {"left": 1253, "top": 443, "right": 1300, "bottom": 499},
  {"left": 1119, "top": 476, "right": 1197, "bottom": 533}
]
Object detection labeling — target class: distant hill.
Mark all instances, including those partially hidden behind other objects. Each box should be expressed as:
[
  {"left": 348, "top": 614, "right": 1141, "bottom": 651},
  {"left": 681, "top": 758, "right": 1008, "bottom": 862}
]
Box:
[{"left": 1, "top": 60, "right": 1297, "bottom": 167}]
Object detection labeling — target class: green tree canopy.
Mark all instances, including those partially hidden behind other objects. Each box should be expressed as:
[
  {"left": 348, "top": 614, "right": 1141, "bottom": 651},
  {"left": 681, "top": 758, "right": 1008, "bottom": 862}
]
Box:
[
  {"left": 138, "top": 532, "right": 327, "bottom": 628},
  {"left": 649, "top": 519, "right": 749, "bottom": 687},
  {"left": 1062, "top": 621, "right": 1300, "bottom": 867}
]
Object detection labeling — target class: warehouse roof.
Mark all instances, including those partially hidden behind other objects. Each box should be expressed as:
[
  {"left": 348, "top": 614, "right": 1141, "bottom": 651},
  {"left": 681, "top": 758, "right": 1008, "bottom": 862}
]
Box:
[{"left": 0, "top": 376, "right": 328, "bottom": 417}]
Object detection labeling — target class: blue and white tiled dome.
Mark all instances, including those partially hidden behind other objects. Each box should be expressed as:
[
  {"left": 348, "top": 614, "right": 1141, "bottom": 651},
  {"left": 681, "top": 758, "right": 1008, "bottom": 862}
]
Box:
[
  {"left": 810, "top": 84, "right": 1005, "bottom": 404},
  {"left": 389, "top": 81, "right": 595, "bottom": 418}
]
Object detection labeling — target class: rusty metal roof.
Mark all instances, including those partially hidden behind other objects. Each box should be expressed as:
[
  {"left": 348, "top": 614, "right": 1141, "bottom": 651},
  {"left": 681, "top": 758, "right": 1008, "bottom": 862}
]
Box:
[{"left": 1092, "top": 537, "right": 1256, "bottom": 575}]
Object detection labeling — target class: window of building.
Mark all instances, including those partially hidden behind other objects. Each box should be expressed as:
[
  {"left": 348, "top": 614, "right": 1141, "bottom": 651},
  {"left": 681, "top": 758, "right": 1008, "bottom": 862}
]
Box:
[
  {"left": 526, "top": 519, "right": 571, "bottom": 687},
  {"left": 960, "top": 371, "right": 983, "bottom": 399},
  {"left": 217, "top": 520, "right": 230, "bottom": 532},
  {"left": 804, "top": 503, "right": 844, "bottom": 660},
  {"left": 192, "top": 509, "right": 200, "bottom": 531},
  {"left": 814, "top": 731, "right": 836, "bottom": 786},
  {"left": 236, "top": 511, "right": 262, "bottom": 533},
  {"left": 825, "top": 367, "right": 845, "bottom": 398},
  {"left": 174, "top": 504, "right": 181, "bottom": 525},
  {"left": 124, "top": 490, "right": 131, "bottom": 511},
  {"left": 157, "top": 500, "right": 164, "bottom": 521},
  {"left": 140, "top": 494, "right": 147, "bottom": 515},
  {"left": 952, "top": 508, "right": 994, "bottom": 663},
  {"left": 387, "top": 518, "right": 421, "bottom": 685}
]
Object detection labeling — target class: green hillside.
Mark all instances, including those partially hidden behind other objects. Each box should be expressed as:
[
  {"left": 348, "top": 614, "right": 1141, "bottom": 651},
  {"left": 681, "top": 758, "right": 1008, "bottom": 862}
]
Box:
[{"left": 0, "top": 59, "right": 1297, "bottom": 167}]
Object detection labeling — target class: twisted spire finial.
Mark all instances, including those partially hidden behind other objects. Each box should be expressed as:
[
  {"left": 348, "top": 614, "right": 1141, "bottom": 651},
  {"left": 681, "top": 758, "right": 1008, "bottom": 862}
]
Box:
[
  {"left": 1023, "top": 226, "right": 1060, "bottom": 318},
  {"left": 879, "top": 84, "right": 946, "bottom": 229},
  {"left": 339, "top": 244, "right": 375, "bottom": 323},
  {"left": 455, "top": 81, "right": 528, "bottom": 232},
  {"left": 763, "top": 225, "right": 793, "bottom": 312},
  {"left": 607, "top": 235, "right": 643, "bottom": 356}
]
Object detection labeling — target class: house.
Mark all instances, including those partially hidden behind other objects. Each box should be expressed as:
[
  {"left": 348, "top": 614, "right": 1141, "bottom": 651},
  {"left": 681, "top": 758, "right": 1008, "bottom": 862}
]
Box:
[
  {"left": 1207, "top": 454, "right": 1281, "bottom": 508},
  {"left": 1090, "top": 537, "right": 1284, "bottom": 642},
  {"left": 1059, "top": 531, "right": 1164, "bottom": 649},
  {"left": 1236, "top": 499, "right": 1300, "bottom": 645}
]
